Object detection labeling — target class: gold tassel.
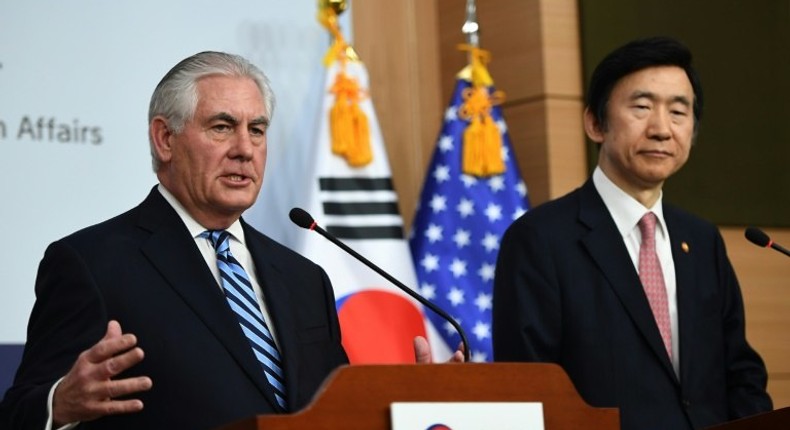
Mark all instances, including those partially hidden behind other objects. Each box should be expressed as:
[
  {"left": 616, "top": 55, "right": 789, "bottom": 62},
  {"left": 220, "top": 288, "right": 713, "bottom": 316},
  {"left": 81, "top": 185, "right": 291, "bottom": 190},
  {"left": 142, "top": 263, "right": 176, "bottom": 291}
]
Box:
[
  {"left": 457, "top": 46, "right": 506, "bottom": 176},
  {"left": 318, "top": 1, "right": 371, "bottom": 167},
  {"left": 329, "top": 72, "right": 372, "bottom": 167}
]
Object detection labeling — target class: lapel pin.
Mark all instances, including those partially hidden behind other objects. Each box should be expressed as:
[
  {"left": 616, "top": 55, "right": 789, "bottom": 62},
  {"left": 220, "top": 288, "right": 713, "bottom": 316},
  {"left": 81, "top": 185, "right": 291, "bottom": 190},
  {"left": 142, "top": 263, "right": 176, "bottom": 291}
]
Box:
[{"left": 681, "top": 242, "right": 690, "bottom": 253}]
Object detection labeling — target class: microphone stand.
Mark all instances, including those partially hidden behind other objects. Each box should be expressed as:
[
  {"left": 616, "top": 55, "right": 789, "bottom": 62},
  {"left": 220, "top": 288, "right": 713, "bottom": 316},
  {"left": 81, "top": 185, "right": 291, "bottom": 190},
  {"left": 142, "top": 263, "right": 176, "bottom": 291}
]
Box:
[{"left": 291, "top": 208, "right": 472, "bottom": 362}]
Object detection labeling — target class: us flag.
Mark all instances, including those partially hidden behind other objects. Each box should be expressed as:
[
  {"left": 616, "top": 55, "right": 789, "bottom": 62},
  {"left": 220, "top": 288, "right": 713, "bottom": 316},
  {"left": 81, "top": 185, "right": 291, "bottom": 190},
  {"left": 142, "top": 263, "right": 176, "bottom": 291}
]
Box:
[{"left": 409, "top": 76, "right": 530, "bottom": 362}]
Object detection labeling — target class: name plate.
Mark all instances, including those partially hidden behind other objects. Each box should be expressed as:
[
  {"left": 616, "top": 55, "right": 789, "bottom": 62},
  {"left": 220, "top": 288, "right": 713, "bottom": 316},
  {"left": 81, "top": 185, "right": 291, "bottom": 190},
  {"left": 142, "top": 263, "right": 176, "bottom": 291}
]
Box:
[{"left": 391, "top": 402, "right": 544, "bottom": 430}]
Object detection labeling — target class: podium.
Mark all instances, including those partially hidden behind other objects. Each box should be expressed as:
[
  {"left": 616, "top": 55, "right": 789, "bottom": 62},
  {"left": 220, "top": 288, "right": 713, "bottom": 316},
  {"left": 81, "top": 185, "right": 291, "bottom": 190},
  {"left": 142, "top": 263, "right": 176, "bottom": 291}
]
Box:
[
  {"left": 216, "top": 363, "right": 619, "bottom": 430},
  {"left": 705, "top": 406, "right": 790, "bottom": 430}
]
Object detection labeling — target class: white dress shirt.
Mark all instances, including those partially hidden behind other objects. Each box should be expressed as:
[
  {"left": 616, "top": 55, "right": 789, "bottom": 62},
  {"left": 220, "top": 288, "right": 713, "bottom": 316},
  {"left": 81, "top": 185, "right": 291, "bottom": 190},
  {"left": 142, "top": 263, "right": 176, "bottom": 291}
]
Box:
[{"left": 592, "top": 167, "right": 680, "bottom": 377}]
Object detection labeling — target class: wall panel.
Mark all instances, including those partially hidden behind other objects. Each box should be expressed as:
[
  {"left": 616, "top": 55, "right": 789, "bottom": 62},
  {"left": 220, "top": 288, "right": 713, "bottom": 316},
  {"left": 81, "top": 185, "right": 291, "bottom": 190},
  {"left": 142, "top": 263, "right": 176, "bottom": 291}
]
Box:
[{"left": 354, "top": 0, "right": 790, "bottom": 410}]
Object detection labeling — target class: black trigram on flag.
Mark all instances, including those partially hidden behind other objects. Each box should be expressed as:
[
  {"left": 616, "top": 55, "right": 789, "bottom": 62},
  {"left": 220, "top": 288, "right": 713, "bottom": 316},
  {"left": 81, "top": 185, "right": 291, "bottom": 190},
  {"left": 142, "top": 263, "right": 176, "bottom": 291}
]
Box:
[{"left": 318, "top": 177, "right": 405, "bottom": 240}]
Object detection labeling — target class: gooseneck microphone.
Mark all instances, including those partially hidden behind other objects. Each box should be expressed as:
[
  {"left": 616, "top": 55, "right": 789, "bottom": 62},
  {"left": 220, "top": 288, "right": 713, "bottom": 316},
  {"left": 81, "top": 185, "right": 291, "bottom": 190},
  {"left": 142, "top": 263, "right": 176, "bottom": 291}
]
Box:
[
  {"left": 289, "top": 207, "right": 471, "bottom": 362},
  {"left": 745, "top": 226, "right": 790, "bottom": 258}
]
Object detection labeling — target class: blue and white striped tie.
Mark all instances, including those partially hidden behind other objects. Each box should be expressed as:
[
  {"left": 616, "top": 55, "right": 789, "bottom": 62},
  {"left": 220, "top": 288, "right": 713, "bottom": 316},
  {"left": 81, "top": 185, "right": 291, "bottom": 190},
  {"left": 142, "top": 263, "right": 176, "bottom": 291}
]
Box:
[{"left": 202, "top": 230, "right": 288, "bottom": 411}]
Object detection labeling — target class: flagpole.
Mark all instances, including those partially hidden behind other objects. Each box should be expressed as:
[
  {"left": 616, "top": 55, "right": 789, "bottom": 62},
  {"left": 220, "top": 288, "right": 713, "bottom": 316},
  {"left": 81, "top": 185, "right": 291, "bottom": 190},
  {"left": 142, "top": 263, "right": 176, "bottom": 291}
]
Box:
[{"left": 462, "top": 0, "right": 480, "bottom": 48}]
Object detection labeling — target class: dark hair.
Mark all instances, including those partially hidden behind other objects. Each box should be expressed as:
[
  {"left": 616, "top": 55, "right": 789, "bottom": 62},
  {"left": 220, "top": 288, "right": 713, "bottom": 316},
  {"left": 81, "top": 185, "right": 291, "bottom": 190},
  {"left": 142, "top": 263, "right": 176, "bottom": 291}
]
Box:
[{"left": 586, "top": 36, "right": 703, "bottom": 132}]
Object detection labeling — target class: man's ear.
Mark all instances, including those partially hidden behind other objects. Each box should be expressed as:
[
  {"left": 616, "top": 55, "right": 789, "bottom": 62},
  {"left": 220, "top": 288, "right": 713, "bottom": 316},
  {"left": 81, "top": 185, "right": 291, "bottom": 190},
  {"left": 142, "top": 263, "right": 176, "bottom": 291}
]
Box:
[
  {"left": 150, "top": 117, "right": 174, "bottom": 163},
  {"left": 583, "top": 108, "right": 605, "bottom": 144}
]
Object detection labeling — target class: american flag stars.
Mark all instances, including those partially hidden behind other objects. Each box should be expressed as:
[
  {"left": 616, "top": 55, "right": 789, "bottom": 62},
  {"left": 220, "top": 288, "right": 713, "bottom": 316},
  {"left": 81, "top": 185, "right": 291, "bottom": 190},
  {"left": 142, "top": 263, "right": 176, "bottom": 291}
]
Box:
[
  {"left": 456, "top": 198, "right": 475, "bottom": 218},
  {"left": 425, "top": 224, "right": 443, "bottom": 243},
  {"left": 439, "top": 135, "right": 454, "bottom": 152},
  {"left": 420, "top": 253, "right": 440, "bottom": 273},
  {"left": 453, "top": 229, "right": 471, "bottom": 248},
  {"left": 429, "top": 194, "right": 447, "bottom": 213},
  {"left": 434, "top": 164, "right": 451, "bottom": 183}
]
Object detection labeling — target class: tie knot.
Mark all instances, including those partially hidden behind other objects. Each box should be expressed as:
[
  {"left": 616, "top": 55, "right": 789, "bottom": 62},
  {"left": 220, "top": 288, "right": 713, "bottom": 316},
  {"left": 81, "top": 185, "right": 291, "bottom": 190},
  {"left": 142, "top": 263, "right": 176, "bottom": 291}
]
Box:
[
  {"left": 638, "top": 212, "right": 658, "bottom": 242},
  {"left": 201, "top": 230, "right": 231, "bottom": 254}
]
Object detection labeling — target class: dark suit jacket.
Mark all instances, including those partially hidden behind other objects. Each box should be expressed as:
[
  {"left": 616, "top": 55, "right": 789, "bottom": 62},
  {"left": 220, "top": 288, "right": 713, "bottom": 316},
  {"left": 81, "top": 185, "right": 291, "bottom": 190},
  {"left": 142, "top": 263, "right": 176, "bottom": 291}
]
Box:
[
  {"left": 493, "top": 179, "right": 772, "bottom": 430},
  {"left": 0, "top": 187, "right": 349, "bottom": 430}
]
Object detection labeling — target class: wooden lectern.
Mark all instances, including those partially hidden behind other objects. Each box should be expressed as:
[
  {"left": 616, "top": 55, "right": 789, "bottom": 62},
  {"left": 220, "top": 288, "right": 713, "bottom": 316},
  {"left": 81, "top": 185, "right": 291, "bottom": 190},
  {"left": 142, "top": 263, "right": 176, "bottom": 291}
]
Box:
[
  {"left": 705, "top": 406, "right": 790, "bottom": 430},
  {"left": 216, "top": 363, "right": 619, "bottom": 430}
]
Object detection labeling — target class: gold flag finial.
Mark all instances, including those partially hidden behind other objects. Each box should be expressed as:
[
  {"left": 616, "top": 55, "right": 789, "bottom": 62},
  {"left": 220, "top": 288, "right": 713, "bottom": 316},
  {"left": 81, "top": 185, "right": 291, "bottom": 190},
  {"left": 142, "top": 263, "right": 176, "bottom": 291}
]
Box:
[
  {"left": 321, "top": 0, "right": 347, "bottom": 15},
  {"left": 317, "top": 0, "right": 359, "bottom": 65},
  {"left": 318, "top": 0, "right": 348, "bottom": 15}
]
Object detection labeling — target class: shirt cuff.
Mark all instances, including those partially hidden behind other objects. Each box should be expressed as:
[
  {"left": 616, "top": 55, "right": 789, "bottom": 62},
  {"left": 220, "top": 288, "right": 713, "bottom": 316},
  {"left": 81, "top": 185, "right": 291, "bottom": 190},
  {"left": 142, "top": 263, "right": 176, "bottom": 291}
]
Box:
[{"left": 46, "top": 378, "right": 80, "bottom": 430}]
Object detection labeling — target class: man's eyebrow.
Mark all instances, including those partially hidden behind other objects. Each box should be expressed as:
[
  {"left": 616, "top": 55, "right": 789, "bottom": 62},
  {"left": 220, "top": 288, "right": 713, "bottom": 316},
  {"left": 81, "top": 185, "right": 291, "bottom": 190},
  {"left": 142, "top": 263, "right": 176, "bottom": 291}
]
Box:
[
  {"left": 670, "top": 95, "right": 692, "bottom": 107},
  {"left": 207, "top": 113, "right": 270, "bottom": 127},
  {"left": 630, "top": 90, "right": 657, "bottom": 101},
  {"left": 249, "top": 116, "right": 270, "bottom": 127},
  {"left": 630, "top": 91, "right": 691, "bottom": 106},
  {"left": 208, "top": 112, "right": 239, "bottom": 125}
]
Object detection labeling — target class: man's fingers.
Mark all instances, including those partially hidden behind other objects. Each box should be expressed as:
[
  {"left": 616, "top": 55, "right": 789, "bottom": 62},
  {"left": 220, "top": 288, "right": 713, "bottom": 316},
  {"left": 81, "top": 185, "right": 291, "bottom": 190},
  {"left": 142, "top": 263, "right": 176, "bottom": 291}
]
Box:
[
  {"left": 450, "top": 350, "right": 465, "bottom": 363},
  {"left": 53, "top": 374, "right": 152, "bottom": 425},
  {"left": 413, "top": 336, "right": 432, "bottom": 364},
  {"left": 84, "top": 320, "right": 135, "bottom": 364},
  {"left": 99, "top": 376, "right": 153, "bottom": 400},
  {"left": 105, "top": 320, "right": 123, "bottom": 340},
  {"left": 450, "top": 341, "right": 466, "bottom": 362},
  {"left": 84, "top": 333, "right": 138, "bottom": 365},
  {"left": 53, "top": 323, "right": 150, "bottom": 426},
  {"left": 99, "top": 398, "right": 146, "bottom": 416},
  {"left": 79, "top": 397, "right": 146, "bottom": 422},
  {"left": 95, "top": 347, "right": 146, "bottom": 380}
]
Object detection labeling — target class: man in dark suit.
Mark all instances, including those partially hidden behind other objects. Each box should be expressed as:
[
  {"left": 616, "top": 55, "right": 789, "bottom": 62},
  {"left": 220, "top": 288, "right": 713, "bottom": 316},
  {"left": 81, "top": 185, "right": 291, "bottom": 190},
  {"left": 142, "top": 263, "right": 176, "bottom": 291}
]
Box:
[
  {"left": 493, "top": 37, "right": 772, "bottom": 430},
  {"left": 0, "top": 51, "right": 350, "bottom": 429}
]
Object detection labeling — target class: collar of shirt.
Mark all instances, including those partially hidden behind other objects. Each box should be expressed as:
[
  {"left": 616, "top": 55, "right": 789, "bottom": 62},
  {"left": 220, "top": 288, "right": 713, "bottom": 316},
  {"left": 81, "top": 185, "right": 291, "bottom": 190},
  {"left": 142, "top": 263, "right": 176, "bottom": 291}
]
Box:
[
  {"left": 592, "top": 167, "right": 668, "bottom": 242},
  {"left": 156, "top": 184, "right": 247, "bottom": 244}
]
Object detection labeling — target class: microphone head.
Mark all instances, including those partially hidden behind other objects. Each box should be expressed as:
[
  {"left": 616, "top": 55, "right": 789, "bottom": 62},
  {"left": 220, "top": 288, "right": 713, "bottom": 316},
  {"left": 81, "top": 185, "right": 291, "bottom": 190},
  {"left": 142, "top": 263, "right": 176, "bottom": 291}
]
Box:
[
  {"left": 289, "top": 207, "right": 315, "bottom": 229},
  {"left": 745, "top": 226, "right": 771, "bottom": 247}
]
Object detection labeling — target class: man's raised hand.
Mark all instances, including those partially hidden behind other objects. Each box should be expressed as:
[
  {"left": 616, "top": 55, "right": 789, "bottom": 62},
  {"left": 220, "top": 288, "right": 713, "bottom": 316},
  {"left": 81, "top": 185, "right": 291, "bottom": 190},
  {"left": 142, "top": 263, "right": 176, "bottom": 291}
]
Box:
[{"left": 52, "top": 320, "right": 152, "bottom": 427}]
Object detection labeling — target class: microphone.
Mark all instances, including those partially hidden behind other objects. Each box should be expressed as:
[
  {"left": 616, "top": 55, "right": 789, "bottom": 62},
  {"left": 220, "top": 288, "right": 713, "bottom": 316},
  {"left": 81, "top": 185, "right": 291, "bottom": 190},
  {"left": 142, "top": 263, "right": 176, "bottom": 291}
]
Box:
[
  {"left": 745, "top": 226, "right": 790, "bottom": 257},
  {"left": 289, "top": 207, "right": 471, "bottom": 362}
]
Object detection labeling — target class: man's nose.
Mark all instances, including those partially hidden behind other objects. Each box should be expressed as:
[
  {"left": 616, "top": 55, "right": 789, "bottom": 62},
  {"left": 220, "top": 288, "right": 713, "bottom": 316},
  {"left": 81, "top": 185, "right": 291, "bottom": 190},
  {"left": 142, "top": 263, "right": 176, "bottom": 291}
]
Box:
[
  {"left": 230, "top": 130, "right": 256, "bottom": 159},
  {"left": 647, "top": 109, "right": 671, "bottom": 141}
]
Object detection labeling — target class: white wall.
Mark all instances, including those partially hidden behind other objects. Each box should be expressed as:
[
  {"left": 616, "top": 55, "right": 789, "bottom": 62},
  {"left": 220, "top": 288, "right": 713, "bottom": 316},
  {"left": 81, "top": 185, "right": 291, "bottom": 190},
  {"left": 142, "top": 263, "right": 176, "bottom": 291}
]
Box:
[{"left": 0, "top": 0, "right": 351, "bottom": 344}]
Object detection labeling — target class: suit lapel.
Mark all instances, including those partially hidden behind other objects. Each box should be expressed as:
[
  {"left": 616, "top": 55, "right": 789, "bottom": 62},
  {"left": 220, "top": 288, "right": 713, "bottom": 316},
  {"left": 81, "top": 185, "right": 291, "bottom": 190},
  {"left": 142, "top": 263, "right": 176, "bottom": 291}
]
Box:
[
  {"left": 242, "top": 220, "right": 301, "bottom": 409},
  {"left": 577, "top": 181, "right": 677, "bottom": 381},
  {"left": 664, "top": 208, "right": 695, "bottom": 383},
  {"left": 136, "top": 189, "right": 280, "bottom": 410}
]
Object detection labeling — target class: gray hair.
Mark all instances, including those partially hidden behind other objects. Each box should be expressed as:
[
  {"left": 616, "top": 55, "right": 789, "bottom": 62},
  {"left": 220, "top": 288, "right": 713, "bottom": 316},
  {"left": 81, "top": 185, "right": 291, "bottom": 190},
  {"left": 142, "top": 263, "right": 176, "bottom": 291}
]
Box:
[{"left": 148, "top": 51, "right": 275, "bottom": 172}]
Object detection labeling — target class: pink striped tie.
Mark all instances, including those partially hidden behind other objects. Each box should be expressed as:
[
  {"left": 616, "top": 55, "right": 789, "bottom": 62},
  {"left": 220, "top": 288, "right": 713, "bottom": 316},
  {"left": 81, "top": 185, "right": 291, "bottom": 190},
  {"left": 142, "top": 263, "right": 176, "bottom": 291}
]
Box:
[{"left": 638, "top": 212, "right": 672, "bottom": 359}]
